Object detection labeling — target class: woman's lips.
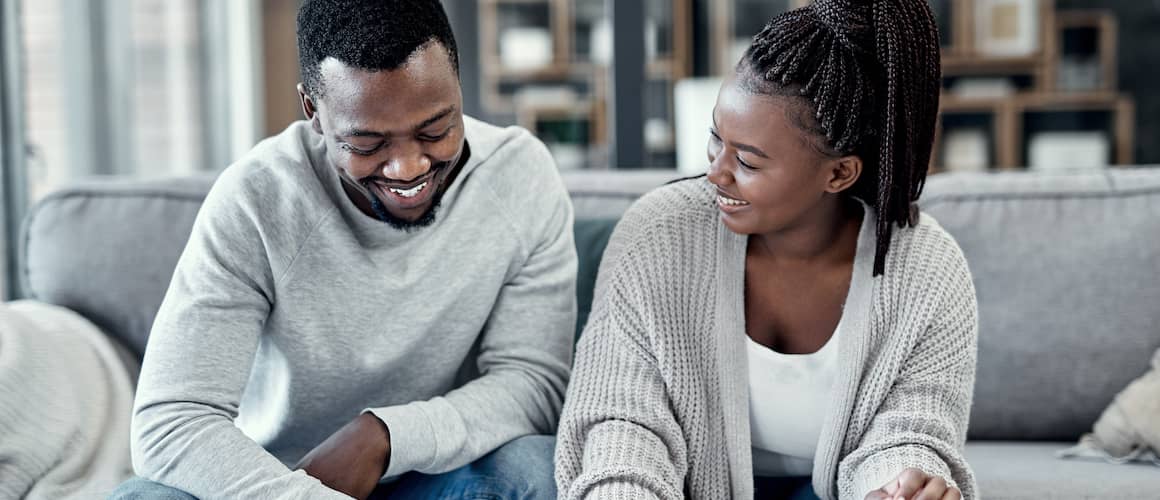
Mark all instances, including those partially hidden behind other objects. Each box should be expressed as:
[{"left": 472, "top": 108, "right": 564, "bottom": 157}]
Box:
[{"left": 716, "top": 190, "right": 750, "bottom": 214}]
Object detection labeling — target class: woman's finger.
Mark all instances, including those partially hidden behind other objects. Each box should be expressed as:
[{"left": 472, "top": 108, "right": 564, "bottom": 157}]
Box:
[
  {"left": 940, "top": 486, "right": 963, "bottom": 500},
  {"left": 914, "top": 476, "right": 947, "bottom": 500},
  {"left": 891, "top": 468, "right": 927, "bottom": 500}
]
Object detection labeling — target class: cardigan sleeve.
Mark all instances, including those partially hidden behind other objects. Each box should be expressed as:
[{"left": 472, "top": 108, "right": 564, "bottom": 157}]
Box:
[
  {"left": 838, "top": 246, "right": 980, "bottom": 500},
  {"left": 553, "top": 222, "right": 688, "bottom": 500}
]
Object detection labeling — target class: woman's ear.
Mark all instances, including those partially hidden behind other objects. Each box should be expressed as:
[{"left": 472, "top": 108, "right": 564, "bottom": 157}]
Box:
[
  {"left": 297, "top": 83, "right": 323, "bottom": 134},
  {"left": 825, "top": 155, "right": 863, "bottom": 194}
]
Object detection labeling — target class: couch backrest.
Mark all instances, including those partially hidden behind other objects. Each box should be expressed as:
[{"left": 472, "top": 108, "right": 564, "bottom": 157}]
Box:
[
  {"left": 922, "top": 168, "right": 1160, "bottom": 440},
  {"left": 19, "top": 170, "right": 678, "bottom": 357},
  {"left": 23, "top": 168, "right": 1160, "bottom": 442},
  {"left": 21, "top": 176, "right": 216, "bottom": 357}
]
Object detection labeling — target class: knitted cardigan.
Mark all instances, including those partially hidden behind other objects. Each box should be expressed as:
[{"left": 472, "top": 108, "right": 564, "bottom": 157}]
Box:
[{"left": 555, "top": 178, "right": 978, "bottom": 500}]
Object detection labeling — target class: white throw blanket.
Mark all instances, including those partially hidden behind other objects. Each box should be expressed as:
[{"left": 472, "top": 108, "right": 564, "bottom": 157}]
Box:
[{"left": 0, "top": 301, "right": 136, "bottom": 499}]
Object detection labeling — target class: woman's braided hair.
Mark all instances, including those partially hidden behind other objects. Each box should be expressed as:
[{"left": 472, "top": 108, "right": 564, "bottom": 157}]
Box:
[{"left": 742, "top": 0, "right": 941, "bottom": 276}]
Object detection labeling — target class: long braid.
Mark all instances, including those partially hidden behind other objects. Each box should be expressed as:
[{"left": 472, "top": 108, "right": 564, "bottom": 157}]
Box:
[{"left": 741, "top": 0, "right": 941, "bottom": 276}]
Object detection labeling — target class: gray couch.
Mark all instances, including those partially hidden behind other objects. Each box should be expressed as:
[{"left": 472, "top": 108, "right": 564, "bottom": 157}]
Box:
[{"left": 19, "top": 168, "right": 1160, "bottom": 498}]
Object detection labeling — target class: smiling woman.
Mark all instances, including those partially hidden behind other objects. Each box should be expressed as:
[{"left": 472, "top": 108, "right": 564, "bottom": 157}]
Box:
[{"left": 555, "top": 1, "right": 979, "bottom": 499}]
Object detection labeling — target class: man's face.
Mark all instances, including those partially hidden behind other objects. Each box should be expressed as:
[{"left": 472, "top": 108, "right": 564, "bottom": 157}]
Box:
[{"left": 299, "top": 42, "right": 465, "bottom": 229}]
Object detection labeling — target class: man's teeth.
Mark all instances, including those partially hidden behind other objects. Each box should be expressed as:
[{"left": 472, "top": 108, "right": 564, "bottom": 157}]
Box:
[
  {"left": 717, "top": 195, "right": 749, "bottom": 206},
  {"left": 389, "top": 182, "right": 427, "bottom": 198}
]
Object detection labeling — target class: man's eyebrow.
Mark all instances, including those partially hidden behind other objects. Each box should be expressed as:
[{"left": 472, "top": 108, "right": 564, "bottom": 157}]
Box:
[{"left": 416, "top": 106, "right": 456, "bottom": 130}]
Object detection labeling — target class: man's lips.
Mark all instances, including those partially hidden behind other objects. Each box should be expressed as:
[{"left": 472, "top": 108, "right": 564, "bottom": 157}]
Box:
[{"left": 365, "top": 168, "right": 439, "bottom": 190}]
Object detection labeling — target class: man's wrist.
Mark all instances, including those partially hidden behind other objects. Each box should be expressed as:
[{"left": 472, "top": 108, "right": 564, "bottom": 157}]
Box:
[{"left": 360, "top": 412, "right": 391, "bottom": 476}]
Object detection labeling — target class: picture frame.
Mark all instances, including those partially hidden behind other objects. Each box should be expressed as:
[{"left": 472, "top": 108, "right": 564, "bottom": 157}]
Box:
[{"left": 974, "top": 0, "right": 1039, "bottom": 56}]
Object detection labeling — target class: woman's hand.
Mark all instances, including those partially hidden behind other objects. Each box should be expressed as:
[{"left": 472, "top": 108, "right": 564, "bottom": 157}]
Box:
[{"left": 864, "top": 468, "right": 961, "bottom": 500}]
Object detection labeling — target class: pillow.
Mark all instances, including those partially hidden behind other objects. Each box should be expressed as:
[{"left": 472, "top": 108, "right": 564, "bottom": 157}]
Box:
[
  {"left": 1058, "top": 347, "right": 1160, "bottom": 466},
  {"left": 0, "top": 300, "right": 137, "bottom": 499}
]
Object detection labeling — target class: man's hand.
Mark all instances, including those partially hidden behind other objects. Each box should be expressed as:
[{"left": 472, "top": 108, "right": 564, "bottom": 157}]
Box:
[
  {"left": 296, "top": 412, "right": 391, "bottom": 500},
  {"left": 864, "top": 468, "right": 961, "bottom": 500}
]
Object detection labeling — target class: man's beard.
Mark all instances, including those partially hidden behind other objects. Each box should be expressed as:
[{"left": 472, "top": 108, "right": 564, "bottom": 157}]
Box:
[{"left": 366, "top": 186, "right": 445, "bottom": 231}]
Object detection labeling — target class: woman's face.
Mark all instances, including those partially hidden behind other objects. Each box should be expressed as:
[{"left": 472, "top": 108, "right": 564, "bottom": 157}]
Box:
[{"left": 706, "top": 73, "right": 856, "bottom": 236}]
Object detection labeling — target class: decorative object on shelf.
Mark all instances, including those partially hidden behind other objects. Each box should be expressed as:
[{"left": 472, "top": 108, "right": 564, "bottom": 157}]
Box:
[
  {"left": 499, "top": 27, "right": 553, "bottom": 71},
  {"left": 590, "top": 18, "right": 611, "bottom": 65},
  {"left": 1028, "top": 131, "right": 1109, "bottom": 169},
  {"left": 547, "top": 143, "right": 587, "bottom": 170},
  {"left": 674, "top": 77, "right": 723, "bottom": 175},
  {"left": 1054, "top": 11, "right": 1116, "bottom": 92},
  {"left": 644, "top": 118, "right": 674, "bottom": 153},
  {"left": 974, "top": 0, "right": 1040, "bottom": 56},
  {"left": 513, "top": 86, "right": 580, "bottom": 108},
  {"left": 949, "top": 78, "right": 1017, "bottom": 99},
  {"left": 1057, "top": 55, "right": 1102, "bottom": 91},
  {"left": 590, "top": 18, "right": 659, "bottom": 66},
  {"left": 942, "top": 129, "right": 991, "bottom": 172}
]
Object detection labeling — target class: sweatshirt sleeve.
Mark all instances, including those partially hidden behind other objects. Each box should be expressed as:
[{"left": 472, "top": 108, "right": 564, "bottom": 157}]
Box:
[
  {"left": 368, "top": 142, "right": 578, "bottom": 477},
  {"left": 130, "top": 167, "right": 349, "bottom": 500}
]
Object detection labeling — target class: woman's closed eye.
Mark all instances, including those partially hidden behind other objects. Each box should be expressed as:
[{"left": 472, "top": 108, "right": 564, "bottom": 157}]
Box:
[{"left": 736, "top": 155, "right": 756, "bottom": 170}]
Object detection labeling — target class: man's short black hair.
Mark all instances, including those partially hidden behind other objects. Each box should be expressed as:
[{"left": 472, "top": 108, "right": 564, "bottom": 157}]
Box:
[{"left": 297, "top": 0, "right": 459, "bottom": 97}]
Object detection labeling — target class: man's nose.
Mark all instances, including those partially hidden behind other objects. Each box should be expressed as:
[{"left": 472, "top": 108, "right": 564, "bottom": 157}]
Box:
[{"left": 380, "top": 147, "right": 432, "bottom": 182}]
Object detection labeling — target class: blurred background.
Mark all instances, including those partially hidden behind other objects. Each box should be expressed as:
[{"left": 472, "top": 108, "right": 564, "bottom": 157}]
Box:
[{"left": 2, "top": 0, "right": 1159, "bottom": 298}]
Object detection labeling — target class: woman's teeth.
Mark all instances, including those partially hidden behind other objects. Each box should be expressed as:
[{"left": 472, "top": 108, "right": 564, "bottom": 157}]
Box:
[
  {"left": 717, "top": 194, "right": 749, "bottom": 206},
  {"left": 389, "top": 182, "right": 427, "bottom": 198}
]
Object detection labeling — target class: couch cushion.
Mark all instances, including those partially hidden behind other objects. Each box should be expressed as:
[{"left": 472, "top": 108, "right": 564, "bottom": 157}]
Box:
[
  {"left": 966, "top": 441, "right": 1160, "bottom": 499},
  {"left": 562, "top": 169, "right": 683, "bottom": 219},
  {"left": 922, "top": 169, "right": 1160, "bottom": 441},
  {"left": 573, "top": 218, "right": 618, "bottom": 341},
  {"left": 21, "top": 176, "right": 215, "bottom": 357}
]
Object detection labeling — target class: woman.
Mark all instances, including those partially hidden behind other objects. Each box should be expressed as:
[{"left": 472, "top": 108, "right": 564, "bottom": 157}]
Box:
[{"left": 554, "top": 1, "right": 977, "bottom": 499}]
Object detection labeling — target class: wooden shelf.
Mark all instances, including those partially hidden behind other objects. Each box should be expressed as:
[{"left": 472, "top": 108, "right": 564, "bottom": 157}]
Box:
[
  {"left": 941, "top": 54, "right": 1042, "bottom": 75},
  {"left": 486, "top": 62, "right": 594, "bottom": 81},
  {"left": 940, "top": 95, "right": 1011, "bottom": 113},
  {"left": 942, "top": 91, "right": 1121, "bottom": 111},
  {"left": 481, "top": 0, "right": 550, "bottom": 5}
]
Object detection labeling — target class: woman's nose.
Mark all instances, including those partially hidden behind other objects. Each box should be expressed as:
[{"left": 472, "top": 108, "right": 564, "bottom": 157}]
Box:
[{"left": 706, "top": 155, "right": 732, "bottom": 186}]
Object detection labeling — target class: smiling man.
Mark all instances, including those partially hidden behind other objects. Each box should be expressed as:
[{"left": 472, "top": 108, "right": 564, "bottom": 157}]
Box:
[{"left": 109, "top": 1, "right": 576, "bottom": 499}]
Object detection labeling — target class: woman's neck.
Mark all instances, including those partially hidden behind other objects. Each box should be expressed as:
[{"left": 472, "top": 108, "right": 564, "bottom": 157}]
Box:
[{"left": 748, "top": 196, "right": 863, "bottom": 266}]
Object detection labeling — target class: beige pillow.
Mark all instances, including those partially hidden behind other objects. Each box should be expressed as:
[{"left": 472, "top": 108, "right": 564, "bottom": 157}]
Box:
[{"left": 1059, "top": 347, "right": 1160, "bottom": 466}]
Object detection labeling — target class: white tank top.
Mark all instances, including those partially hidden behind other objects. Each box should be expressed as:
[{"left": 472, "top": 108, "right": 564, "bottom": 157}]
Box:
[{"left": 747, "top": 321, "right": 841, "bottom": 477}]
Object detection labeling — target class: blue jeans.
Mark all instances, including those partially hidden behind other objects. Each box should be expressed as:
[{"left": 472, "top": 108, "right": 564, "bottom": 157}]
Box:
[
  {"left": 753, "top": 476, "right": 820, "bottom": 500},
  {"left": 108, "top": 435, "right": 556, "bottom": 500}
]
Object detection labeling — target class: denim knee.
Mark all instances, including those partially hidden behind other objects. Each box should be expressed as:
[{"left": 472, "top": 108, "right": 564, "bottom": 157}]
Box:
[
  {"left": 390, "top": 434, "right": 556, "bottom": 500},
  {"left": 475, "top": 434, "right": 556, "bottom": 497},
  {"left": 108, "top": 477, "right": 198, "bottom": 500}
]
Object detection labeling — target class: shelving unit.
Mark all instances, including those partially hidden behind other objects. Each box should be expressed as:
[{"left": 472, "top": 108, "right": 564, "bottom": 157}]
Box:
[
  {"left": 477, "top": 0, "right": 692, "bottom": 167},
  {"left": 934, "top": 0, "right": 1135, "bottom": 171},
  {"left": 709, "top": 0, "right": 810, "bottom": 75}
]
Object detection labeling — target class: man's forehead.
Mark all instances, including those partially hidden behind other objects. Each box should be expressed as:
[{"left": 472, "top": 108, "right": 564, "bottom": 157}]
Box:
[{"left": 331, "top": 104, "right": 459, "bottom": 137}]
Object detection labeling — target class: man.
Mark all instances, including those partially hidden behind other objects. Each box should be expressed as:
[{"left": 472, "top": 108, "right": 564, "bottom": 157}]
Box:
[{"left": 110, "top": 0, "right": 576, "bottom": 498}]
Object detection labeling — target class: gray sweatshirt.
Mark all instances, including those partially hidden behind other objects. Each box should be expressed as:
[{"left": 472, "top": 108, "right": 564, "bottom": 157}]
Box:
[{"left": 130, "top": 117, "right": 577, "bottom": 499}]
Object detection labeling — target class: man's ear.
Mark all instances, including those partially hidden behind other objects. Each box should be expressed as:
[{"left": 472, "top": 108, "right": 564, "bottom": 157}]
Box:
[
  {"left": 825, "top": 155, "right": 863, "bottom": 194},
  {"left": 297, "top": 83, "right": 323, "bottom": 134}
]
